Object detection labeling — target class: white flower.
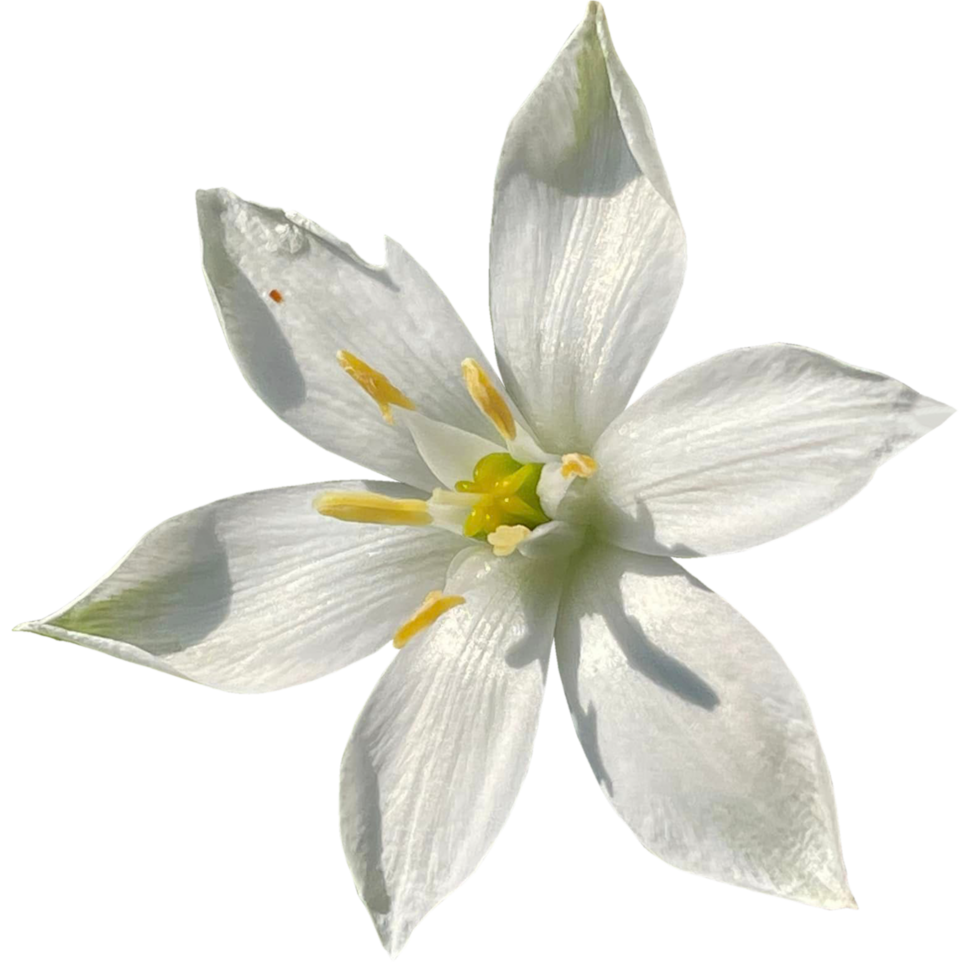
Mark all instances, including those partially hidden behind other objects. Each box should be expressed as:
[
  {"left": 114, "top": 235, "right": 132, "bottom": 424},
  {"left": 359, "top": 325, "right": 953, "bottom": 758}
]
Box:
[{"left": 16, "top": 2, "right": 953, "bottom": 955}]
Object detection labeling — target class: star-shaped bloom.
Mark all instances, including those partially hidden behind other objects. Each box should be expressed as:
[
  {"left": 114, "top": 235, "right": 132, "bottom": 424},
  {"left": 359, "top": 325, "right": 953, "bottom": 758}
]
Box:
[{"left": 17, "top": 3, "right": 953, "bottom": 955}]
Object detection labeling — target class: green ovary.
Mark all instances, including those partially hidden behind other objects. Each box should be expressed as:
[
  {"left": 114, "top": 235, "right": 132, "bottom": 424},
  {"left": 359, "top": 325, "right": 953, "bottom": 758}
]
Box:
[{"left": 456, "top": 453, "right": 549, "bottom": 538}]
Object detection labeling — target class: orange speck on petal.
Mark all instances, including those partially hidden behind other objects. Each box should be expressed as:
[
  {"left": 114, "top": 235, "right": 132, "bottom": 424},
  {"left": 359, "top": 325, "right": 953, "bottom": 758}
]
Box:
[{"left": 269, "top": 289, "right": 283, "bottom": 303}]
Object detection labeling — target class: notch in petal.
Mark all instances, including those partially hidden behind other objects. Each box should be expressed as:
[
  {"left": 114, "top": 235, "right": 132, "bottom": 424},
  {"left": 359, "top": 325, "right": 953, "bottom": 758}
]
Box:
[{"left": 197, "top": 188, "right": 502, "bottom": 489}]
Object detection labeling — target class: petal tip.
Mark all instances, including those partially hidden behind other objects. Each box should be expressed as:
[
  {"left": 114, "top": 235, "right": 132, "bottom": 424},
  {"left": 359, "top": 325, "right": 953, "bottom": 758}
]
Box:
[
  {"left": 195, "top": 186, "right": 224, "bottom": 208},
  {"left": 195, "top": 187, "right": 239, "bottom": 229},
  {"left": 902, "top": 387, "right": 960, "bottom": 441},
  {"left": 914, "top": 394, "right": 955, "bottom": 433}
]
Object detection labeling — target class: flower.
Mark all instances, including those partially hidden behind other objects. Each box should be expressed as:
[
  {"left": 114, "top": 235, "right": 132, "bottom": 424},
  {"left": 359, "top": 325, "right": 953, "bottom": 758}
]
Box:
[{"left": 15, "top": 1, "right": 953, "bottom": 956}]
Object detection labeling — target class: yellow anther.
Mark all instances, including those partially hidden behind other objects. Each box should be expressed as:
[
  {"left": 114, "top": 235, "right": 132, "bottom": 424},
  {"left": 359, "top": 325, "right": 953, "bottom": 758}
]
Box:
[
  {"left": 393, "top": 590, "right": 466, "bottom": 648},
  {"left": 461, "top": 358, "right": 516, "bottom": 441},
  {"left": 560, "top": 453, "right": 598, "bottom": 479},
  {"left": 337, "top": 350, "right": 415, "bottom": 424},
  {"left": 487, "top": 524, "right": 532, "bottom": 557},
  {"left": 313, "top": 490, "right": 432, "bottom": 526}
]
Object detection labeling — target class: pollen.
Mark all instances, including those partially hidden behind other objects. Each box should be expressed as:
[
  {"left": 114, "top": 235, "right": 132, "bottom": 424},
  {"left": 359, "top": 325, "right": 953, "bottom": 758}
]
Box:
[
  {"left": 268, "top": 289, "right": 283, "bottom": 303},
  {"left": 560, "top": 453, "right": 598, "bottom": 479},
  {"left": 461, "top": 358, "right": 517, "bottom": 440},
  {"left": 337, "top": 350, "right": 415, "bottom": 424},
  {"left": 487, "top": 524, "right": 532, "bottom": 557},
  {"left": 313, "top": 489, "right": 432, "bottom": 526},
  {"left": 393, "top": 590, "right": 466, "bottom": 648}
]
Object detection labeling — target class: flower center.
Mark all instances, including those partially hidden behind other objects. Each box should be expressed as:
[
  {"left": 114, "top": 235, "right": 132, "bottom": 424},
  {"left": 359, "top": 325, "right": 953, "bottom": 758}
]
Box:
[
  {"left": 310, "top": 352, "right": 601, "bottom": 646},
  {"left": 454, "top": 452, "right": 548, "bottom": 538}
]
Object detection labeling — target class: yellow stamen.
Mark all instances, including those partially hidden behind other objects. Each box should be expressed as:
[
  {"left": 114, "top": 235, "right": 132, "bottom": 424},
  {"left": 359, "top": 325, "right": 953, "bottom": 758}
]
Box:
[
  {"left": 337, "top": 350, "right": 415, "bottom": 424},
  {"left": 314, "top": 490, "right": 432, "bottom": 526},
  {"left": 393, "top": 591, "right": 466, "bottom": 648},
  {"left": 560, "top": 453, "right": 598, "bottom": 479},
  {"left": 487, "top": 524, "right": 532, "bottom": 557},
  {"left": 461, "top": 358, "right": 516, "bottom": 440}
]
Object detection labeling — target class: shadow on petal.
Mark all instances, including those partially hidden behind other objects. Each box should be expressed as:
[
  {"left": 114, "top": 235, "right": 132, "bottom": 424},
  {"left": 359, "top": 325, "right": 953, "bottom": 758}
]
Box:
[
  {"left": 501, "top": 14, "right": 639, "bottom": 199},
  {"left": 606, "top": 610, "right": 720, "bottom": 711},
  {"left": 342, "top": 737, "right": 392, "bottom": 919},
  {"left": 597, "top": 497, "right": 704, "bottom": 559},
  {"left": 556, "top": 603, "right": 615, "bottom": 796},
  {"left": 557, "top": 542, "right": 720, "bottom": 800},
  {"left": 504, "top": 555, "right": 570, "bottom": 675},
  {"left": 50, "top": 509, "right": 233, "bottom": 657},
  {"left": 198, "top": 190, "right": 308, "bottom": 414}
]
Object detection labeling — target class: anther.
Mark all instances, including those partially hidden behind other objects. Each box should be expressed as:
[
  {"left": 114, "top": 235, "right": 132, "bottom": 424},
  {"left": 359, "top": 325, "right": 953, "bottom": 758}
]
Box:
[
  {"left": 337, "top": 350, "right": 415, "bottom": 424},
  {"left": 487, "top": 524, "right": 532, "bottom": 557},
  {"left": 560, "top": 453, "right": 598, "bottom": 479},
  {"left": 314, "top": 489, "right": 432, "bottom": 526},
  {"left": 393, "top": 591, "right": 466, "bottom": 648},
  {"left": 461, "top": 358, "right": 516, "bottom": 440}
]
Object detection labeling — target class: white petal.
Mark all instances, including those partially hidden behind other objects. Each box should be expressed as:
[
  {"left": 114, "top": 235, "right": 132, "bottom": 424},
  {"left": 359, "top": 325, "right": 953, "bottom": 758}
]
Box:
[
  {"left": 403, "top": 412, "right": 503, "bottom": 489},
  {"left": 506, "top": 423, "right": 556, "bottom": 466},
  {"left": 594, "top": 344, "right": 954, "bottom": 556},
  {"left": 198, "top": 188, "right": 505, "bottom": 489},
  {"left": 490, "top": 3, "right": 686, "bottom": 450},
  {"left": 556, "top": 542, "right": 854, "bottom": 908},
  {"left": 341, "top": 550, "right": 563, "bottom": 954},
  {"left": 516, "top": 520, "right": 585, "bottom": 560},
  {"left": 19, "top": 482, "right": 467, "bottom": 693},
  {"left": 536, "top": 460, "right": 577, "bottom": 518}
]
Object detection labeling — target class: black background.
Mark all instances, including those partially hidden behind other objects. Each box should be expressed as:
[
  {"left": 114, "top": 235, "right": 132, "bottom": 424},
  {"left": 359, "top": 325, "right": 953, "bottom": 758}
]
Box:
[{"left": 7, "top": 3, "right": 965, "bottom": 969}]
